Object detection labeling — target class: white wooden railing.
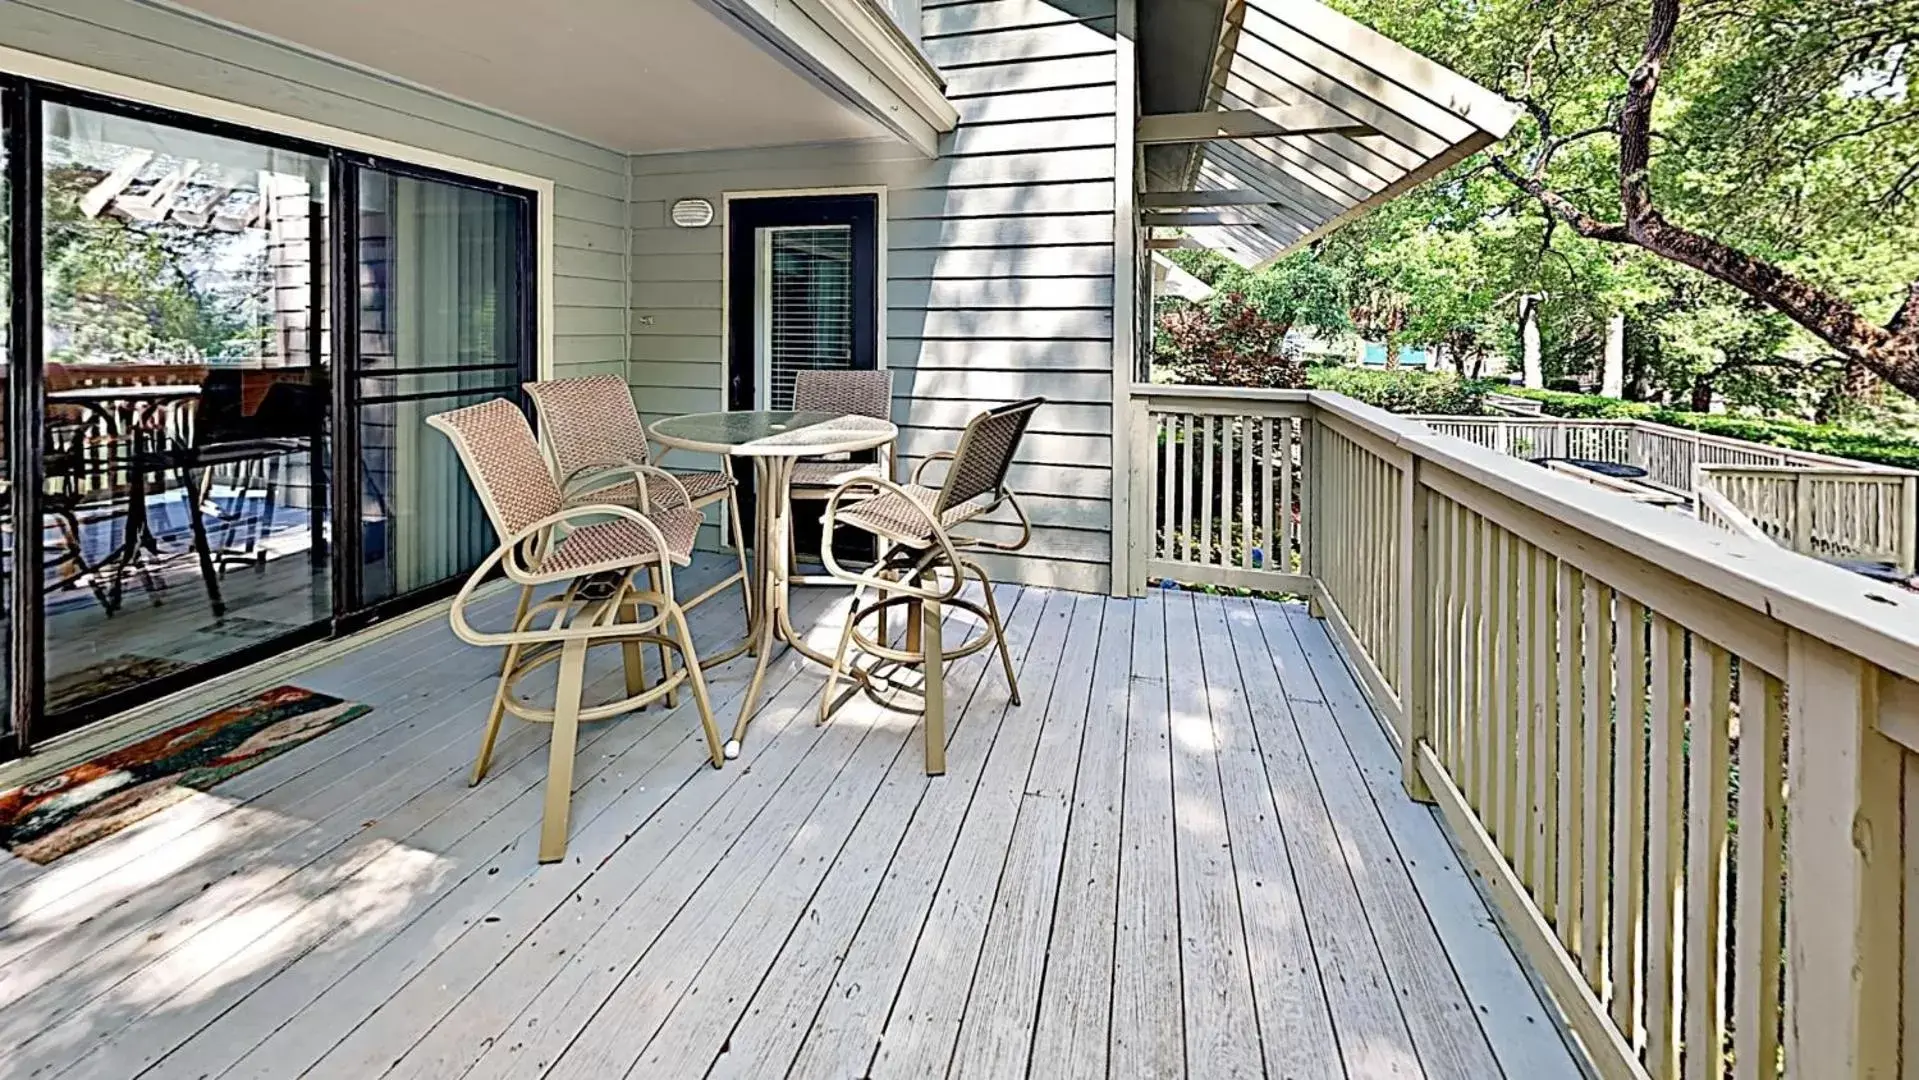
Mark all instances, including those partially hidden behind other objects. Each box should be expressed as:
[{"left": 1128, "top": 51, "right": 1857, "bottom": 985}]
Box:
[
  {"left": 1419, "top": 413, "right": 1883, "bottom": 494},
  {"left": 1697, "top": 464, "right": 1917, "bottom": 573},
  {"left": 1129, "top": 385, "right": 1919, "bottom": 1080}
]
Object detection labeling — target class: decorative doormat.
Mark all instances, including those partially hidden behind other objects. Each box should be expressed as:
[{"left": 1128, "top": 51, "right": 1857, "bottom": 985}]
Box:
[
  {"left": 0, "top": 686, "right": 371, "bottom": 864},
  {"left": 45, "top": 655, "right": 190, "bottom": 715}
]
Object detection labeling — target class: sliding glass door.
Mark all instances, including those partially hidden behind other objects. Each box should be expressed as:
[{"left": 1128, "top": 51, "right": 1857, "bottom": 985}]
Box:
[
  {"left": 340, "top": 161, "right": 533, "bottom": 617},
  {"left": 0, "top": 80, "right": 537, "bottom": 755},
  {"left": 37, "top": 100, "right": 332, "bottom": 724}
]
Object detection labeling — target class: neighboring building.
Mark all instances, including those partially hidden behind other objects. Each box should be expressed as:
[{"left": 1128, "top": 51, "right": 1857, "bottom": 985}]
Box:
[{"left": 0, "top": 0, "right": 1514, "bottom": 756}]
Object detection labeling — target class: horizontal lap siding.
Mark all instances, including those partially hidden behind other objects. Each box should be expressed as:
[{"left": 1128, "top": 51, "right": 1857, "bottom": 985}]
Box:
[
  {"left": 0, "top": 0, "right": 631, "bottom": 381},
  {"left": 629, "top": 0, "right": 1120, "bottom": 593}
]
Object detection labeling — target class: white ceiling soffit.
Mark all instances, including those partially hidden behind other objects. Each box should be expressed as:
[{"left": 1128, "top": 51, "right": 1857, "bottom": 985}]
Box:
[
  {"left": 164, "top": 0, "right": 889, "bottom": 154},
  {"left": 1167, "top": 0, "right": 1521, "bottom": 268}
]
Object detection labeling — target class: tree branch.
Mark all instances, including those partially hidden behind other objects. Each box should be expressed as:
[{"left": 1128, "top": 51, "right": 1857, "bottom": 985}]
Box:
[{"left": 1488, "top": 154, "right": 1630, "bottom": 242}]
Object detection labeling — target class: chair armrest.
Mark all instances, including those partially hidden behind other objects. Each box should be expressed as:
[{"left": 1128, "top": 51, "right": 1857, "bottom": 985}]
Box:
[
  {"left": 447, "top": 502, "right": 676, "bottom": 647},
  {"left": 560, "top": 461, "right": 693, "bottom": 513},
  {"left": 818, "top": 476, "right": 964, "bottom": 601},
  {"left": 910, "top": 450, "right": 956, "bottom": 488}
]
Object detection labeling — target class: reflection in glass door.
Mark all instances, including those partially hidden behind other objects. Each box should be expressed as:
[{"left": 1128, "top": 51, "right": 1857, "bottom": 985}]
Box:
[
  {"left": 0, "top": 80, "right": 538, "bottom": 758},
  {"left": 343, "top": 161, "right": 532, "bottom": 614},
  {"left": 36, "top": 99, "right": 331, "bottom": 730}
]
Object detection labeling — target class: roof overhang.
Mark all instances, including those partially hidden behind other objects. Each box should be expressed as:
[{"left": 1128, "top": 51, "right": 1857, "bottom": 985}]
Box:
[
  {"left": 158, "top": 0, "right": 955, "bottom": 157},
  {"left": 1139, "top": 0, "right": 1520, "bottom": 267}
]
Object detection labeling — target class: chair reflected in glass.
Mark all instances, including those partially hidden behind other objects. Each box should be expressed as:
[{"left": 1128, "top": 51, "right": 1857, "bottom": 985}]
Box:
[
  {"left": 816, "top": 397, "right": 1042, "bottom": 776},
  {"left": 428, "top": 396, "right": 723, "bottom": 863}
]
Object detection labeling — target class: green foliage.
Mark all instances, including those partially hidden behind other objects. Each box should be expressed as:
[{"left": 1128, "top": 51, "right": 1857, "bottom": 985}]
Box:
[
  {"left": 1158, "top": 294, "right": 1307, "bottom": 389},
  {"left": 1305, "top": 365, "right": 1491, "bottom": 414},
  {"left": 1505, "top": 388, "right": 1919, "bottom": 469},
  {"left": 1309, "top": 0, "right": 1919, "bottom": 421},
  {"left": 41, "top": 163, "right": 267, "bottom": 365},
  {"left": 1162, "top": 247, "right": 1352, "bottom": 338}
]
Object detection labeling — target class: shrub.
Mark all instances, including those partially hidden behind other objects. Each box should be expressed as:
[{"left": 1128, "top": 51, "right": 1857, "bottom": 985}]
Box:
[
  {"left": 1306, "top": 366, "right": 1491, "bottom": 415},
  {"left": 1157, "top": 292, "right": 1305, "bottom": 389},
  {"left": 1503, "top": 388, "right": 1919, "bottom": 471}
]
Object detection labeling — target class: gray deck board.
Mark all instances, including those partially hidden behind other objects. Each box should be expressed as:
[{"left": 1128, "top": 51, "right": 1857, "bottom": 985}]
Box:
[{"left": 0, "top": 557, "right": 1580, "bottom": 1080}]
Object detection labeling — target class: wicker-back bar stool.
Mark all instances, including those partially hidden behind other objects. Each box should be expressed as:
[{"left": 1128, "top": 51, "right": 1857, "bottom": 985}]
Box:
[
  {"left": 815, "top": 397, "right": 1043, "bottom": 775},
  {"left": 428, "top": 397, "right": 723, "bottom": 864},
  {"left": 787, "top": 369, "right": 895, "bottom": 582},
  {"left": 524, "top": 375, "right": 753, "bottom": 640}
]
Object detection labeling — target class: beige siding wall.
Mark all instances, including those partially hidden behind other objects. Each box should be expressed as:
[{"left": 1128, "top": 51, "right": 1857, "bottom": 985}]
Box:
[
  {"left": 629, "top": 0, "right": 1122, "bottom": 593},
  {"left": 0, "top": 0, "right": 632, "bottom": 382}
]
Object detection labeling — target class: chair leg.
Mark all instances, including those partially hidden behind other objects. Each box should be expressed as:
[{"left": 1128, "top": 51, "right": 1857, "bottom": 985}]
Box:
[
  {"left": 726, "top": 491, "right": 754, "bottom": 626},
  {"left": 921, "top": 592, "right": 946, "bottom": 777},
  {"left": 648, "top": 565, "right": 678, "bottom": 708},
  {"left": 539, "top": 637, "right": 589, "bottom": 864},
  {"left": 473, "top": 585, "right": 533, "bottom": 785},
  {"left": 818, "top": 583, "right": 867, "bottom": 726},
  {"left": 180, "top": 465, "right": 226, "bottom": 618},
  {"left": 619, "top": 597, "right": 649, "bottom": 701},
  {"left": 977, "top": 573, "right": 1021, "bottom": 706},
  {"left": 667, "top": 600, "right": 725, "bottom": 768}
]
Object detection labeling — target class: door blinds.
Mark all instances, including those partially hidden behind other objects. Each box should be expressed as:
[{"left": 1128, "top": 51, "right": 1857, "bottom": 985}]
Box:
[{"left": 760, "top": 225, "right": 854, "bottom": 410}]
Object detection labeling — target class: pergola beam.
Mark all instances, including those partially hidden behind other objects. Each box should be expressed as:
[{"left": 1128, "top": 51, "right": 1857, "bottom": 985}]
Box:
[
  {"left": 1141, "top": 210, "right": 1270, "bottom": 228},
  {"left": 1136, "top": 105, "right": 1375, "bottom": 145},
  {"left": 1139, "top": 189, "right": 1278, "bottom": 208}
]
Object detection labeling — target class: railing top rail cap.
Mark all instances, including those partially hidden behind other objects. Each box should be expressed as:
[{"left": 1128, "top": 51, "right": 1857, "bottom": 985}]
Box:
[{"left": 1308, "top": 390, "right": 1919, "bottom": 680}]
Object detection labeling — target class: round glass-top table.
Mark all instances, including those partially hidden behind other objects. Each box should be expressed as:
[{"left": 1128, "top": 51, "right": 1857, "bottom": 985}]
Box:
[{"left": 650, "top": 409, "right": 898, "bottom": 757}]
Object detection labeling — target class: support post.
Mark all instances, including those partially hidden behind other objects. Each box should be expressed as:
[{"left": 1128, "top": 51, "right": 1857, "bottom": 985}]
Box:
[
  {"left": 1899, "top": 475, "right": 1916, "bottom": 576},
  {"left": 1784, "top": 632, "right": 1900, "bottom": 1077},
  {"left": 1302, "top": 417, "right": 1322, "bottom": 616},
  {"left": 1400, "top": 457, "right": 1432, "bottom": 800}
]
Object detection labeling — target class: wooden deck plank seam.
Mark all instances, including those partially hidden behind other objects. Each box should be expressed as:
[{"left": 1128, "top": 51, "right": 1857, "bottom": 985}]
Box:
[
  {"left": 855, "top": 589, "right": 1086, "bottom": 1080},
  {"left": 680, "top": 584, "right": 1037, "bottom": 1080}
]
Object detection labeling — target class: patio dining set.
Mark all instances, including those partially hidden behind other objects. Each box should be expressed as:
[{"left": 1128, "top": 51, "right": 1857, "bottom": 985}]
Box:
[{"left": 428, "top": 372, "right": 1043, "bottom": 862}]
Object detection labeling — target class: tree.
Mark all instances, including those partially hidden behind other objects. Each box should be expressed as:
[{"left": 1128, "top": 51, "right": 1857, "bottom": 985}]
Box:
[
  {"left": 1481, "top": 0, "right": 1919, "bottom": 398},
  {"left": 1164, "top": 247, "right": 1352, "bottom": 341},
  {"left": 41, "top": 163, "right": 265, "bottom": 365}
]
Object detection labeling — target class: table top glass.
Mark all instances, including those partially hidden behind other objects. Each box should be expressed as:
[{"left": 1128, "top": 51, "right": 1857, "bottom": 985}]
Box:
[{"left": 649, "top": 410, "right": 896, "bottom": 457}]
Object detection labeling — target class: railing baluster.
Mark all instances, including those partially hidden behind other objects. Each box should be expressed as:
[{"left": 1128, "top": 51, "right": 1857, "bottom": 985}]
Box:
[
  {"left": 1533, "top": 546, "right": 1559, "bottom": 915},
  {"left": 1158, "top": 412, "right": 1174, "bottom": 564},
  {"left": 1240, "top": 417, "right": 1253, "bottom": 570},
  {"left": 1499, "top": 530, "right": 1522, "bottom": 863},
  {"left": 1556, "top": 560, "right": 1584, "bottom": 955},
  {"left": 1610, "top": 596, "right": 1649, "bottom": 1046},
  {"left": 1180, "top": 413, "right": 1195, "bottom": 565},
  {"left": 1646, "top": 616, "right": 1687, "bottom": 1080},
  {"left": 1461, "top": 509, "right": 1482, "bottom": 809},
  {"left": 1683, "top": 641, "right": 1732, "bottom": 1080},
  {"left": 1732, "top": 668, "right": 1783, "bottom": 1080},
  {"left": 1200, "top": 414, "right": 1216, "bottom": 566},
  {"left": 1279, "top": 418, "right": 1296, "bottom": 571},
  {"left": 1582, "top": 574, "right": 1614, "bottom": 991}
]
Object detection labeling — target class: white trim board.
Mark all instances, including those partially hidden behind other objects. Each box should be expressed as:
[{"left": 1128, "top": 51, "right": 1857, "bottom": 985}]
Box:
[{"left": 0, "top": 42, "right": 559, "bottom": 379}]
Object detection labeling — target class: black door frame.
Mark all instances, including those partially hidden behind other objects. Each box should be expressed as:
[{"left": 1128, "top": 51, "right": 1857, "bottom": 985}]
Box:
[
  {"left": 0, "top": 76, "right": 538, "bottom": 757},
  {"left": 723, "top": 193, "right": 880, "bottom": 534},
  {"left": 724, "top": 193, "right": 880, "bottom": 414},
  {"left": 330, "top": 152, "right": 538, "bottom": 635}
]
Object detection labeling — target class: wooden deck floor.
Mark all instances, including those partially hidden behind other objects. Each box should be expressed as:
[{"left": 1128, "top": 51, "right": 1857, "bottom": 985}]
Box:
[{"left": 0, "top": 558, "right": 1580, "bottom": 1079}]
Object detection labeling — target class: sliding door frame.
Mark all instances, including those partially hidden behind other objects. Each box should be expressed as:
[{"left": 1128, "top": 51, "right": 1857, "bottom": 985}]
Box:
[
  {"left": 331, "top": 151, "right": 539, "bottom": 634},
  {"left": 0, "top": 74, "right": 542, "bottom": 757}
]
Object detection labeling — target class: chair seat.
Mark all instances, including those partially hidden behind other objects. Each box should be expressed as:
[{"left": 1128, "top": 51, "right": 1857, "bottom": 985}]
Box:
[
  {"left": 542, "top": 505, "right": 702, "bottom": 576},
  {"left": 833, "top": 484, "right": 993, "bottom": 546},
  {"left": 576, "top": 469, "right": 732, "bottom": 511},
  {"left": 791, "top": 460, "right": 884, "bottom": 491}
]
